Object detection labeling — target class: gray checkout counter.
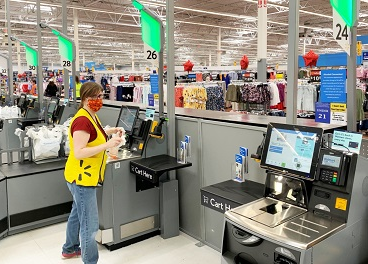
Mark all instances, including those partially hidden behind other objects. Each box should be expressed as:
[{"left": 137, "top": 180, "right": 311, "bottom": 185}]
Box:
[
  {"left": 0, "top": 173, "right": 7, "bottom": 238},
  {"left": 0, "top": 102, "right": 190, "bottom": 249},
  {"left": 0, "top": 101, "right": 77, "bottom": 240},
  {"left": 100, "top": 101, "right": 346, "bottom": 252},
  {"left": 97, "top": 104, "right": 192, "bottom": 250},
  {"left": 0, "top": 160, "right": 71, "bottom": 236},
  {"left": 222, "top": 123, "right": 368, "bottom": 264}
]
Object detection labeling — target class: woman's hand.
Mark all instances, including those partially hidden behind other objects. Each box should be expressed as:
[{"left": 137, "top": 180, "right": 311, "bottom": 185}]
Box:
[
  {"left": 105, "top": 127, "right": 124, "bottom": 136},
  {"left": 106, "top": 136, "right": 123, "bottom": 148}
]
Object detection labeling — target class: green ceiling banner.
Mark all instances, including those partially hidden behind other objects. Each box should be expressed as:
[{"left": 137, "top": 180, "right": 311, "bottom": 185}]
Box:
[
  {"left": 24, "top": 45, "right": 38, "bottom": 67},
  {"left": 141, "top": 9, "right": 162, "bottom": 52},
  {"left": 330, "top": 0, "right": 356, "bottom": 27},
  {"left": 132, "top": 0, "right": 162, "bottom": 52}
]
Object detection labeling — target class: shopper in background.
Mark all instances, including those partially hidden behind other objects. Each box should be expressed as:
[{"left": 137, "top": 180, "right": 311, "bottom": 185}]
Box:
[
  {"left": 44, "top": 81, "right": 58, "bottom": 97},
  {"left": 30, "top": 80, "right": 37, "bottom": 96},
  {"left": 62, "top": 82, "right": 123, "bottom": 264},
  {"left": 75, "top": 75, "right": 82, "bottom": 100}
]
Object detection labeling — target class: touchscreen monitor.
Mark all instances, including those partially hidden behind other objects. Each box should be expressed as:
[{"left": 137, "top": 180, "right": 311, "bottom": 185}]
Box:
[
  {"left": 260, "top": 123, "right": 323, "bottom": 180},
  {"left": 116, "top": 105, "right": 139, "bottom": 135}
]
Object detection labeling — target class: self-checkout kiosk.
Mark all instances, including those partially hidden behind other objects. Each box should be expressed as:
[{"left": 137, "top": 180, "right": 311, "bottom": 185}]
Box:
[
  {"left": 0, "top": 99, "right": 77, "bottom": 237},
  {"left": 97, "top": 105, "right": 191, "bottom": 250},
  {"left": 222, "top": 123, "right": 368, "bottom": 264}
]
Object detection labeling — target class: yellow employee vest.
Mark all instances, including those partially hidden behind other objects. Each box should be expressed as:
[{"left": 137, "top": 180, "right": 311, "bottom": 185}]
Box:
[
  {"left": 76, "top": 83, "right": 82, "bottom": 98},
  {"left": 64, "top": 108, "right": 107, "bottom": 186}
]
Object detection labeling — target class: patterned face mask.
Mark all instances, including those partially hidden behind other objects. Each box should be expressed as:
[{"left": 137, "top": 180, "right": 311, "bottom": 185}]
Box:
[{"left": 87, "top": 98, "right": 103, "bottom": 112}]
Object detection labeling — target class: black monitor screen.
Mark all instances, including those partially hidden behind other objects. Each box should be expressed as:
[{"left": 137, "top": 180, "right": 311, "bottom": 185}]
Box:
[
  {"left": 260, "top": 123, "right": 323, "bottom": 180},
  {"left": 116, "top": 105, "right": 139, "bottom": 134}
]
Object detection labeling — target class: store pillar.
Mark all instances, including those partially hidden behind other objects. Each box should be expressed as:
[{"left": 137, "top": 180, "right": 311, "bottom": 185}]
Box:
[
  {"left": 166, "top": 0, "right": 176, "bottom": 170},
  {"left": 217, "top": 28, "right": 221, "bottom": 66},
  {"left": 62, "top": 0, "right": 69, "bottom": 99},
  {"left": 132, "top": 50, "right": 135, "bottom": 71},
  {"left": 73, "top": 9, "right": 80, "bottom": 75},
  {"left": 6, "top": 0, "right": 13, "bottom": 100},
  {"left": 346, "top": 5, "right": 358, "bottom": 131},
  {"left": 17, "top": 42, "right": 21, "bottom": 72},
  {"left": 286, "top": 0, "right": 300, "bottom": 125},
  {"left": 257, "top": 0, "right": 267, "bottom": 82},
  {"left": 36, "top": 0, "right": 43, "bottom": 107}
]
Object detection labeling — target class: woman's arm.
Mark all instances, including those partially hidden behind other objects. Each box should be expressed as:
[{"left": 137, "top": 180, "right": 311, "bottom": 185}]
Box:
[{"left": 73, "top": 130, "right": 122, "bottom": 159}]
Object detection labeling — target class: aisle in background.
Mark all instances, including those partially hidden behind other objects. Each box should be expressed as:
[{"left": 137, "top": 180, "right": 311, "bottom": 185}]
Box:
[{"left": 0, "top": 222, "right": 220, "bottom": 264}]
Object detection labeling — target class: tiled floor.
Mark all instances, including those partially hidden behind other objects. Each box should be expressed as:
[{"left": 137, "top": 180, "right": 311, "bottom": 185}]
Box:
[{"left": 0, "top": 222, "right": 220, "bottom": 264}]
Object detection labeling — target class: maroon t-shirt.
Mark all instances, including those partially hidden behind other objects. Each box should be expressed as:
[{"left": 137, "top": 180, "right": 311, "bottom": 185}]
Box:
[{"left": 71, "top": 116, "right": 107, "bottom": 142}]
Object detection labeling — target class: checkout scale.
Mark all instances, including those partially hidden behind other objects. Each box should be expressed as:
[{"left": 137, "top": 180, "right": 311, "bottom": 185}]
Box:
[{"left": 222, "top": 123, "right": 368, "bottom": 264}]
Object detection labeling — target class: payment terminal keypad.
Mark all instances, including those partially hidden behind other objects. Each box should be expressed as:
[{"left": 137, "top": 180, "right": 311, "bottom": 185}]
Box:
[{"left": 320, "top": 169, "right": 338, "bottom": 184}]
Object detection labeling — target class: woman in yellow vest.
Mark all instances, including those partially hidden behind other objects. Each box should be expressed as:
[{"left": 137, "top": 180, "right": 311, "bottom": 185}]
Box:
[
  {"left": 62, "top": 82, "right": 123, "bottom": 263},
  {"left": 75, "top": 75, "right": 82, "bottom": 100}
]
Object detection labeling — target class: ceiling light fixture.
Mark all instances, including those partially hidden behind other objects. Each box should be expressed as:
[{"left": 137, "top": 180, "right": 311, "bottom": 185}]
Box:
[
  {"left": 24, "top": 4, "right": 54, "bottom": 12},
  {"left": 72, "top": 24, "right": 95, "bottom": 29}
]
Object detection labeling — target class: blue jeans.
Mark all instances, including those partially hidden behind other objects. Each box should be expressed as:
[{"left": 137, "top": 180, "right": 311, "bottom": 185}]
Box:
[{"left": 62, "top": 182, "right": 99, "bottom": 264}]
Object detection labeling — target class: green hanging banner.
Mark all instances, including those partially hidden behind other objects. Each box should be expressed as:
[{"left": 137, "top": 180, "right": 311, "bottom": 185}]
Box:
[
  {"left": 52, "top": 30, "right": 74, "bottom": 61},
  {"left": 330, "top": 0, "right": 357, "bottom": 27},
  {"left": 22, "top": 44, "right": 38, "bottom": 67},
  {"left": 132, "top": 0, "right": 163, "bottom": 52}
]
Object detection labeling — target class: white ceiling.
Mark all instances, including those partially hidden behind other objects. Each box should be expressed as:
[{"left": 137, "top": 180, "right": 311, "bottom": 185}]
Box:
[{"left": 1, "top": 0, "right": 368, "bottom": 69}]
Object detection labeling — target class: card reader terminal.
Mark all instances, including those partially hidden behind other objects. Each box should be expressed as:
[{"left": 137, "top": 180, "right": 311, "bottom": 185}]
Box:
[{"left": 316, "top": 148, "right": 350, "bottom": 186}]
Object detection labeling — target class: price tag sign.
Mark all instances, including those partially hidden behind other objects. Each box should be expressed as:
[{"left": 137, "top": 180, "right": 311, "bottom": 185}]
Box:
[
  {"left": 363, "top": 52, "right": 368, "bottom": 61},
  {"left": 330, "top": 103, "right": 347, "bottom": 125},
  {"left": 357, "top": 41, "right": 362, "bottom": 56},
  {"left": 243, "top": 77, "right": 254, "bottom": 82},
  {"left": 310, "top": 70, "right": 321, "bottom": 83},
  {"left": 154, "top": 93, "right": 159, "bottom": 106},
  {"left": 333, "top": 9, "right": 351, "bottom": 55},
  {"left": 310, "top": 75, "right": 321, "bottom": 82},
  {"left": 61, "top": 59, "right": 72, "bottom": 72},
  {"left": 0, "top": 68, "right": 7, "bottom": 74},
  {"left": 144, "top": 43, "right": 159, "bottom": 67},
  {"left": 276, "top": 72, "right": 284, "bottom": 79}
]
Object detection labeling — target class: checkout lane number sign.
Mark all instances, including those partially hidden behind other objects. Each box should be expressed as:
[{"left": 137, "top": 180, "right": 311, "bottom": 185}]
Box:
[{"left": 144, "top": 43, "right": 159, "bottom": 68}]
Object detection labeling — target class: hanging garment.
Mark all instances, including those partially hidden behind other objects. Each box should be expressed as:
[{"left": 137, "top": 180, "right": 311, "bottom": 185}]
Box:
[
  {"left": 175, "top": 87, "right": 184, "bottom": 107},
  {"left": 109, "top": 86, "right": 117, "bottom": 101},
  {"left": 357, "top": 89, "right": 365, "bottom": 121},
  {"left": 241, "top": 83, "right": 270, "bottom": 104},
  {"left": 205, "top": 85, "right": 225, "bottom": 111},
  {"left": 116, "top": 84, "right": 134, "bottom": 102},
  {"left": 297, "top": 84, "right": 317, "bottom": 112},
  {"left": 269, "top": 82, "right": 281, "bottom": 107},
  {"left": 183, "top": 86, "right": 207, "bottom": 110}
]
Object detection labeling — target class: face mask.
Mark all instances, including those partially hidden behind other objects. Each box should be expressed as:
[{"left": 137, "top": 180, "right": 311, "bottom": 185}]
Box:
[{"left": 87, "top": 98, "right": 103, "bottom": 112}]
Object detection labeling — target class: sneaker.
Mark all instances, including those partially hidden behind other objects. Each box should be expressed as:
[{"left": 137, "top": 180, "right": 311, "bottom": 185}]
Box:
[{"left": 62, "top": 249, "right": 81, "bottom": 259}]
